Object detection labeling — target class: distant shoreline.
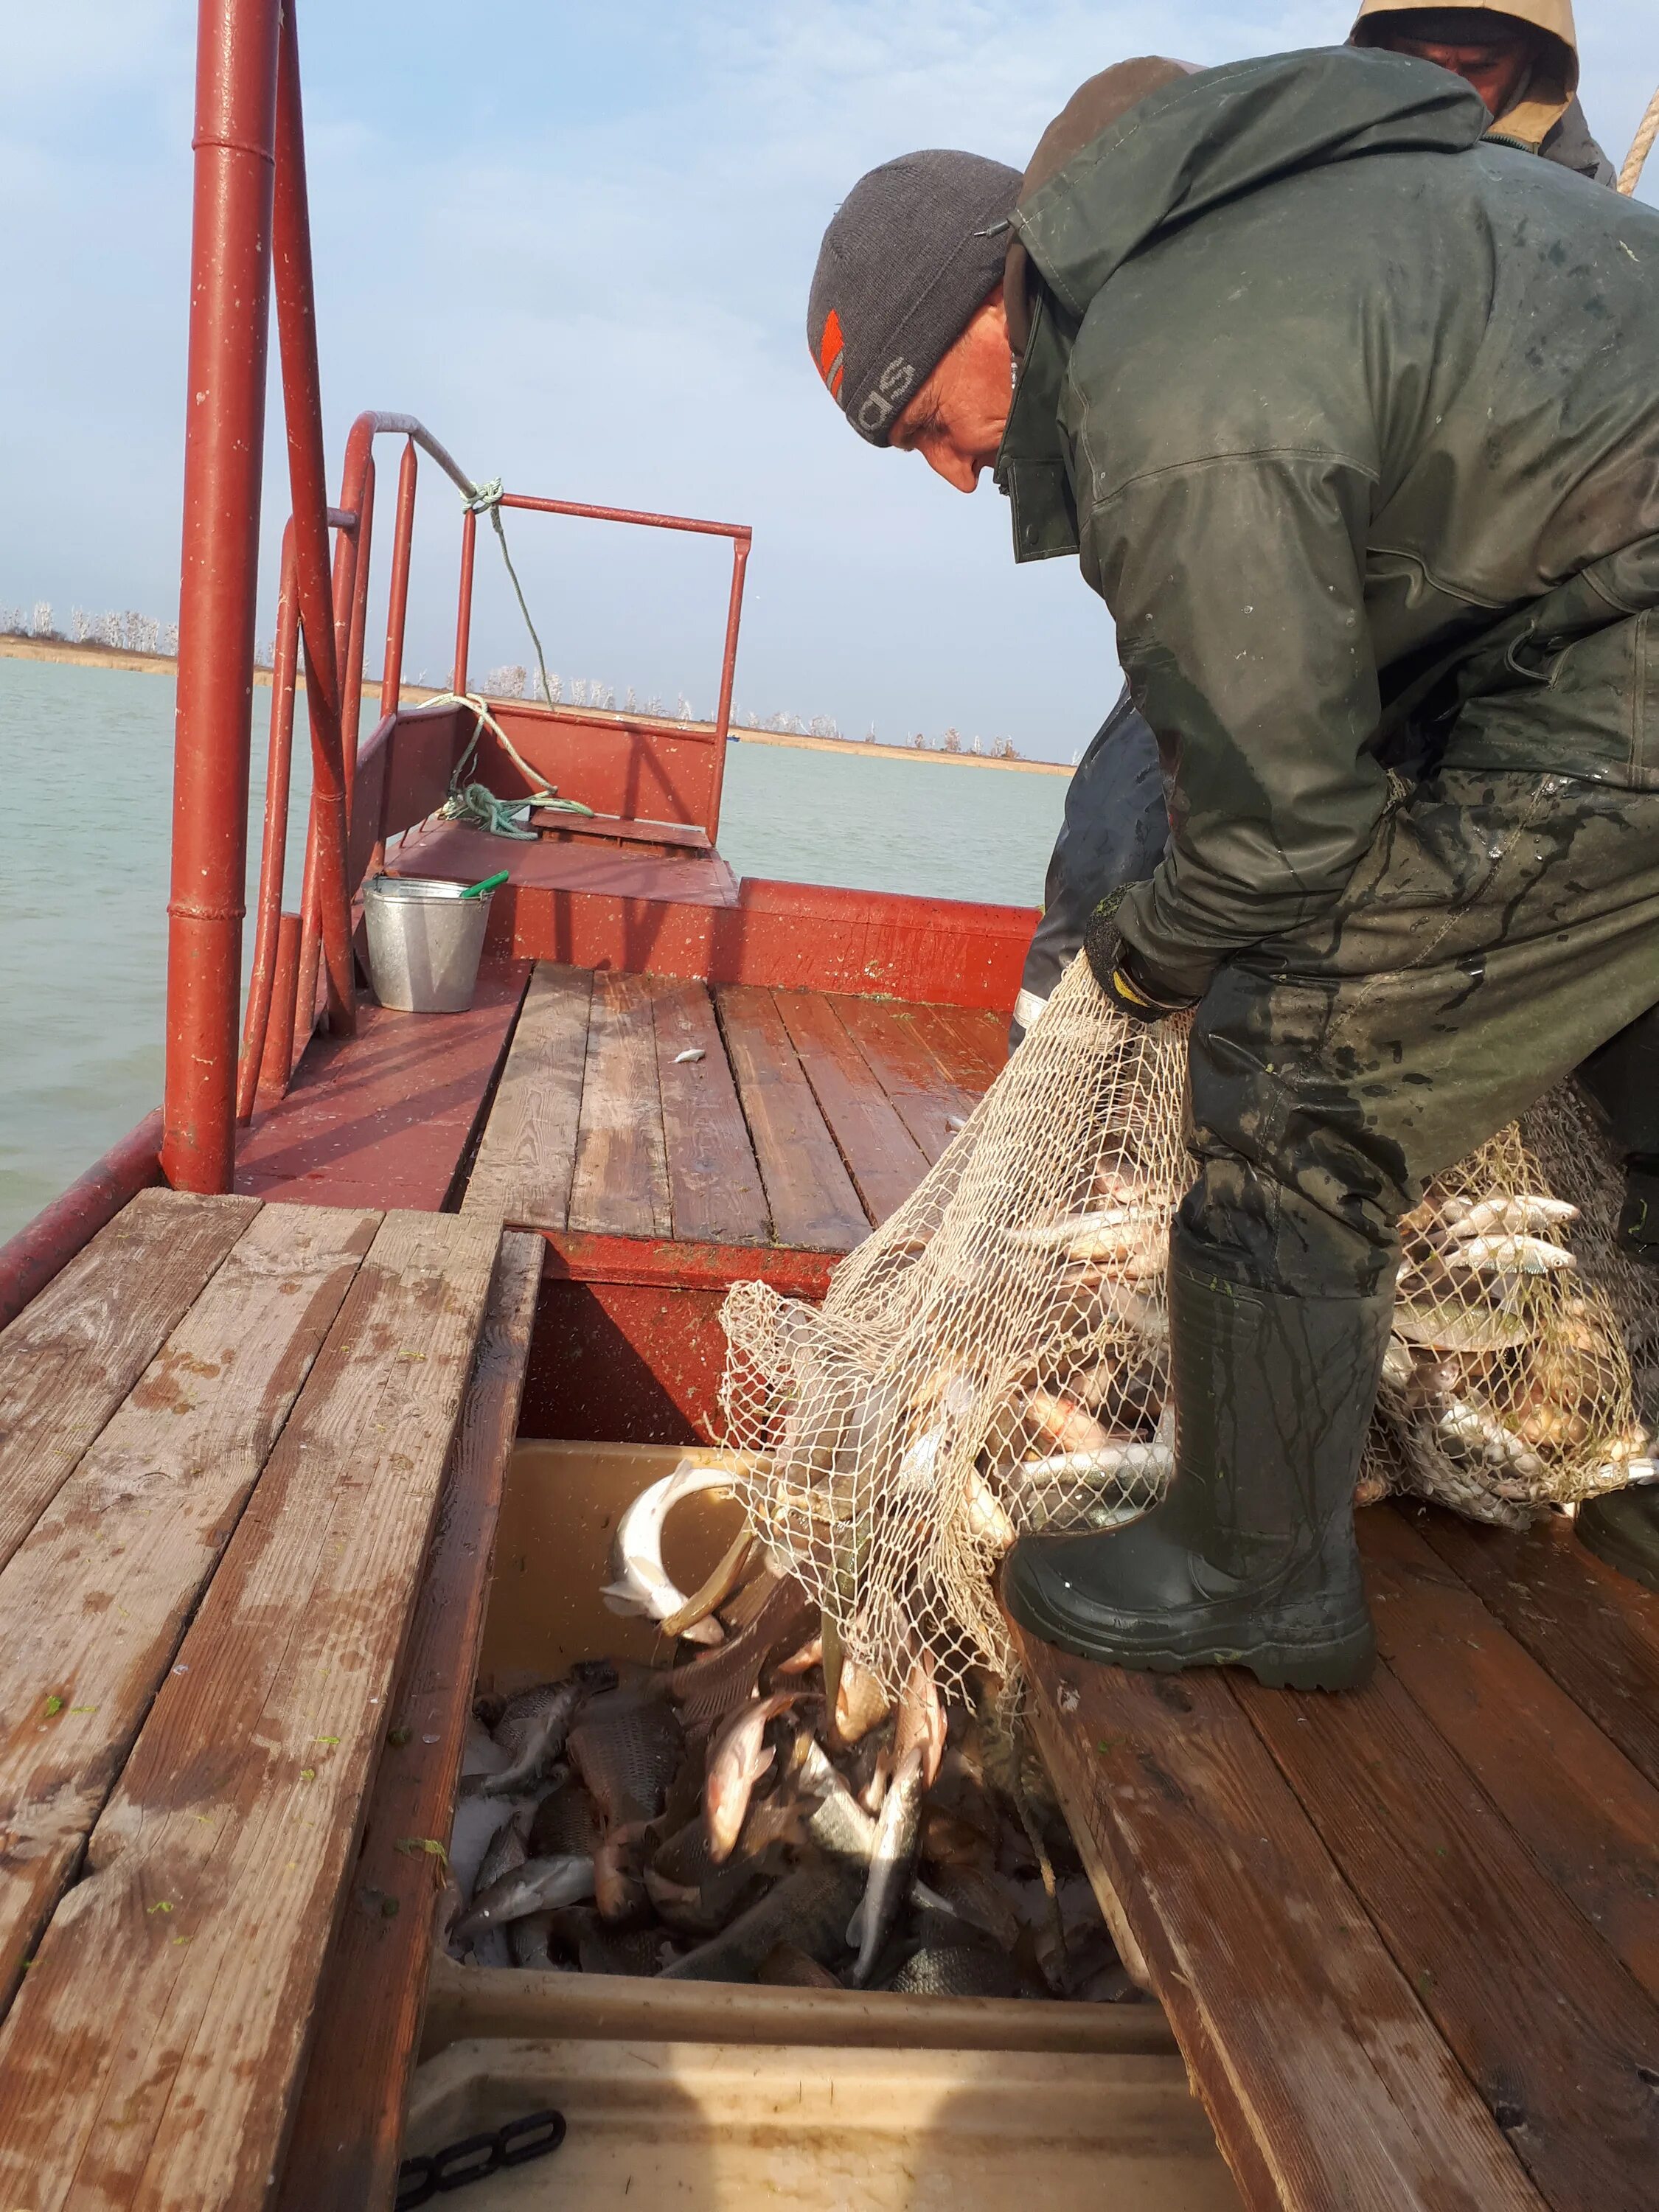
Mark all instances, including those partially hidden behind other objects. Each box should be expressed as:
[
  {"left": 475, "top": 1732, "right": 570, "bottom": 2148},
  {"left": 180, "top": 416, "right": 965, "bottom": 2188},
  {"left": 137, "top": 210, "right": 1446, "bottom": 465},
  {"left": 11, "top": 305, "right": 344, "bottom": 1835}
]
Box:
[{"left": 0, "top": 634, "right": 1072, "bottom": 777}]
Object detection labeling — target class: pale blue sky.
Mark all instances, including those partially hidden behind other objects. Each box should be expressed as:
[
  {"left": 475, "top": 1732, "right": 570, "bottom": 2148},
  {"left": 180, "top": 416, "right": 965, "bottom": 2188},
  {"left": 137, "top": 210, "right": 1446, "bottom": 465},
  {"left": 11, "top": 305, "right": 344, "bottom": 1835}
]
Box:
[{"left": 2, "top": 2, "right": 1656, "bottom": 760}]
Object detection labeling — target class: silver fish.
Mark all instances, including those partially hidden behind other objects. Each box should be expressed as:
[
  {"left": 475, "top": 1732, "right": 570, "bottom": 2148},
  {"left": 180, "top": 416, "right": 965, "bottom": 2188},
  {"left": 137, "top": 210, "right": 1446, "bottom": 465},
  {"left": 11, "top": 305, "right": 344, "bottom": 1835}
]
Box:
[
  {"left": 847, "top": 1745, "right": 925, "bottom": 1986},
  {"left": 1006, "top": 1206, "right": 1158, "bottom": 1252},
  {"left": 797, "top": 1736, "right": 879, "bottom": 1860},
  {"left": 453, "top": 1853, "right": 597, "bottom": 1941},
  {"left": 1447, "top": 1234, "right": 1576, "bottom": 1277},
  {"left": 481, "top": 1661, "right": 613, "bottom": 1798},
  {"left": 1444, "top": 1193, "right": 1578, "bottom": 1238},
  {"left": 602, "top": 1461, "right": 740, "bottom": 1644}
]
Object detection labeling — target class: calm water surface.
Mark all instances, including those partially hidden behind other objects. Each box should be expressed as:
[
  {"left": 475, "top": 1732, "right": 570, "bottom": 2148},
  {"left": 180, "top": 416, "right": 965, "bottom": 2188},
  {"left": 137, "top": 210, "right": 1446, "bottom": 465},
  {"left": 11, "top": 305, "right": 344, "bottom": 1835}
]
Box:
[{"left": 0, "top": 660, "right": 1065, "bottom": 1239}]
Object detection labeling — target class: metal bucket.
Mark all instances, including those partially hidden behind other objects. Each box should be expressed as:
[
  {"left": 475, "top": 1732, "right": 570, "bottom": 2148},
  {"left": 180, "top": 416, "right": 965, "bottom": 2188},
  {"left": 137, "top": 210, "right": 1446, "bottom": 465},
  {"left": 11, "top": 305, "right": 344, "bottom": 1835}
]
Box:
[{"left": 362, "top": 874, "right": 495, "bottom": 1014}]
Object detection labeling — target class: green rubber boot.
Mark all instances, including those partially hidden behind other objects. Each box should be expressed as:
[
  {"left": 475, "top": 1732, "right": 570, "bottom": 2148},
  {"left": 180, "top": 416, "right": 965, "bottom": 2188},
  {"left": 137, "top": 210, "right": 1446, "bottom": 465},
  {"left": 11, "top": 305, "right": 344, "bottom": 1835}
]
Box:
[
  {"left": 1575, "top": 1486, "right": 1659, "bottom": 1595},
  {"left": 1001, "top": 1244, "right": 1391, "bottom": 1690}
]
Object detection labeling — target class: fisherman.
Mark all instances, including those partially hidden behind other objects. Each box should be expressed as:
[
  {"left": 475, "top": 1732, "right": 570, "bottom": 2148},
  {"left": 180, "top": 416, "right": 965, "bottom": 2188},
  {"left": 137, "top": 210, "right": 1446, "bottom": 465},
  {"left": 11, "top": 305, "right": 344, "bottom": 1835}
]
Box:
[
  {"left": 1005, "top": 10, "right": 1656, "bottom": 1601},
  {"left": 1014, "top": 4, "right": 1615, "bottom": 1055},
  {"left": 807, "top": 44, "right": 1659, "bottom": 1679}
]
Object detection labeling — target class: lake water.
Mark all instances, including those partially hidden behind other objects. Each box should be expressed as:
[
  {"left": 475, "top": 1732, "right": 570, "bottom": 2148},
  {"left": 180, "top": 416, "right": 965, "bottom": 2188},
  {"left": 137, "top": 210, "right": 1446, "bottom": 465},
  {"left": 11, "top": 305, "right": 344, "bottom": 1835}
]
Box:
[{"left": 0, "top": 658, "right": 1066, "bottom": 1240}]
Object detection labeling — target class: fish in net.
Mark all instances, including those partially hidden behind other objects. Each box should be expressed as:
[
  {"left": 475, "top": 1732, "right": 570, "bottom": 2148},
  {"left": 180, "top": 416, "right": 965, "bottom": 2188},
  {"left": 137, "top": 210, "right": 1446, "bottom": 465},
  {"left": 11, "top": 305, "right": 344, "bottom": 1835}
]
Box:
[{"left": 718, "top": 956, "right": 1651, "bottom": 1693}]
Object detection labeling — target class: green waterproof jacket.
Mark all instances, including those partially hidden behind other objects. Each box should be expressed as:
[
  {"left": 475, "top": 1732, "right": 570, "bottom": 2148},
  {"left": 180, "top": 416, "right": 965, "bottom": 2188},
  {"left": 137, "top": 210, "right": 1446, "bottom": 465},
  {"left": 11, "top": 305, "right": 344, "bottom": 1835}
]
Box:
[{"left": 997, "top": 47, "right": 1659, "bottom": 999}]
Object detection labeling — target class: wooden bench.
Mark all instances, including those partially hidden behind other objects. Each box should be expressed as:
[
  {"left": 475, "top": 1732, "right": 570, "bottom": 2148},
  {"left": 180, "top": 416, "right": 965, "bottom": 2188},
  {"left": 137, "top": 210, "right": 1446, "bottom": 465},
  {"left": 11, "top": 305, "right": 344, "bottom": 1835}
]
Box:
[
  {"left": 0, "top": 1189, "right": 539, "bottom": 2210},
  {"left": 1015, "top": 1501, "right": 1659, "bottom": 2212},
  {"left": 462, "top": 961, "right": 1003, "bottom": 1249}
]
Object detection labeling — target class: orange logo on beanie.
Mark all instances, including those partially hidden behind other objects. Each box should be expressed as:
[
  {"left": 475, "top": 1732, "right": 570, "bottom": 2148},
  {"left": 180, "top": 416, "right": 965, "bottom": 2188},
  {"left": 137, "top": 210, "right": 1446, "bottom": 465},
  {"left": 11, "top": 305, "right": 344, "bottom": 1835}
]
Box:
[{"left": 817, "top": 307, "right": 846, "bottom": 400}]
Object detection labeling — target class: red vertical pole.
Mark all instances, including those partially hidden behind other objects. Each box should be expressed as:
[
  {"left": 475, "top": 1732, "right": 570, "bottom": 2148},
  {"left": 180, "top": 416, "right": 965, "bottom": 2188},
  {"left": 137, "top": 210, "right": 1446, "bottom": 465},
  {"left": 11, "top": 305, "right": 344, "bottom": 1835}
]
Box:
[
  {"left": 337, "top": 454, "right": 375, "bottom": 818},
  {"left": 380, "top": 438, "right": 418, "bottom": 718},
  {"left": 161, "top": 0, "right": 283, "bottom": 1194},
  {"left": 452, "top": 506, "right": 478, "bottom": 697},
  {"left": 237, "top": 523, "right": 301, "bottom": 1122},
  {"left": 703, "top": 532, "right": 751, "bottom": 841},
  {"left": 260, "top": 912, "right": 304, "bottom": 1100},
  {"left": 272, "top": 0, "right": 355, "bottom": 1040}
]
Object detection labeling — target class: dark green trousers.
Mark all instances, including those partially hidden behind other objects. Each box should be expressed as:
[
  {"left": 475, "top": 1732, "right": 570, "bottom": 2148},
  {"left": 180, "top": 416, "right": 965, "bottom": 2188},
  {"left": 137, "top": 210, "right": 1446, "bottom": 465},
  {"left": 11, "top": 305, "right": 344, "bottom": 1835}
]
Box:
[{"left": 1183, "top": 613, "right": 1659, "bottom": 1297}]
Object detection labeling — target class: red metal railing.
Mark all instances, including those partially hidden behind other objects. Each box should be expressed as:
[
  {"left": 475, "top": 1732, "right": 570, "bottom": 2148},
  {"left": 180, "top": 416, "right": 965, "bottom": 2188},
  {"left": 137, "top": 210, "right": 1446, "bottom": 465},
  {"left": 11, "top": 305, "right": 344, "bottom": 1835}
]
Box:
[
  {"left": 453, "top": 495, "right": 751, "bottom": 838},
  {"left": 167, "top": 0, "right": 755, "bottom": 1187}
]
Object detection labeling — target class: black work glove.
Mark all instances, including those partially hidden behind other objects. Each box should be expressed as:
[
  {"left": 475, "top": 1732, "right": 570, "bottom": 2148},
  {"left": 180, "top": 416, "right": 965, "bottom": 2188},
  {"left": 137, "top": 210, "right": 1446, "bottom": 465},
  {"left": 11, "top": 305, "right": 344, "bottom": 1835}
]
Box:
[{"left": 1083, "top": 888, "right": 1198, "bottom": 1026}]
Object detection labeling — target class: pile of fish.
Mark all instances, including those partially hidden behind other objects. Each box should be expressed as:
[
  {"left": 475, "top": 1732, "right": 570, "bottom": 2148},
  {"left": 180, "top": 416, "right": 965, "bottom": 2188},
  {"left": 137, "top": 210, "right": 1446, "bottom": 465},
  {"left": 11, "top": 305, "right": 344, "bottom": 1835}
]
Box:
[
  {"left": 1384, "top": 1187, "right": 1651, "bottom": 1499},
  {"left": 442, "top": 1469, "right": 1132, "bottom": 2003}
]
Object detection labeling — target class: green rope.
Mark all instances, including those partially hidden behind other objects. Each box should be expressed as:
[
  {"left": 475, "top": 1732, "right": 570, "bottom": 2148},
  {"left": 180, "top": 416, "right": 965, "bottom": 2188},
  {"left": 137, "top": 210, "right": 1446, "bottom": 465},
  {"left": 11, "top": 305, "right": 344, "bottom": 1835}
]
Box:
[
  {"left": 464, "top": 477, "right": 560, "bottom": 713},
  {"left": 404, "top": 689, "right": 596, "bottom": 841}
]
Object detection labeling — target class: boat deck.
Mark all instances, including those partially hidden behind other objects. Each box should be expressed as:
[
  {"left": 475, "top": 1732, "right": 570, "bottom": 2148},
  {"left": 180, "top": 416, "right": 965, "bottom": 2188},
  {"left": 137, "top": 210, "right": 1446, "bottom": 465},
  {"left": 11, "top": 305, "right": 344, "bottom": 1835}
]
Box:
[
  {"left": 1015, "top": 1503, "right": 1659, "bottom": 2212},
  {"left": 460, "top": 961, "right": 1004, "bottom": 1248},
  {"left": 0, "top": 1188, "right": 539, "bottom": 2211}
]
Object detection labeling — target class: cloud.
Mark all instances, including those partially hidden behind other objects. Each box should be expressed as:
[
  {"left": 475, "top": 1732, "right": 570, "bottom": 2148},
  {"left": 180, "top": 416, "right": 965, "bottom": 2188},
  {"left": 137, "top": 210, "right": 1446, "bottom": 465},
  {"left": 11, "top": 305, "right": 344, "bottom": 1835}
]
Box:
[{"left": 2, "top": 1, "right": 1657, "bottom": 757}]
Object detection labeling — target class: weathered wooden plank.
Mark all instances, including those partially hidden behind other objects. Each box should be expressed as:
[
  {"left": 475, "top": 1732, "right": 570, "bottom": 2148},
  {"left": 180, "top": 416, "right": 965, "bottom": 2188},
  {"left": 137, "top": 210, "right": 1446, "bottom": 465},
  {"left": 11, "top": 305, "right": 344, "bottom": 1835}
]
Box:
[
  {"left": 0, "top": 1209, "right": 502, "bottom": 2212},
  {"left": 0, "top": 1203, "right": 379, "bottom": 2018},
  {"left": 1016, "top": 1630, "right": 1544, "bottom": 2212},
  {"left": 0, "top": 1189, "right": 259, "bottom": 1575},
  {"left": 1237, "top": 1656, "right": 1659, "bottom": 2212},
  {"left": 773, "top": 992, "right": 932, "bottom": 1225},
  {"left": 1360, "top": 1507, "right": 1659, "bottom": 2002},
  {"left": 830, "top": 994, "right": 983, "bottom": 1164},
  {"left": 907, "top": 1000, "right": 1009, "bottom": 1091},
  {"left": 461, "top": 963, "right": 593, "bottom": 1230},
  {"left": 1412, "top": 1505, "right": 1659, "bottom": 1793},
  {"left": 567, "top": 970, "right": 673, "bottom": 1240},
  {"left": 717, "top": 986, "right": 869, "bottom": 1252},
  {"left": 652, "top": 978, "right": 770, "bottom": 1245},
  {"left": 237, "top": 961, "right": 532, "bottom": 1213},
  {"left": 276, "top": 1230, "right": 543, "bottom": 2212}
]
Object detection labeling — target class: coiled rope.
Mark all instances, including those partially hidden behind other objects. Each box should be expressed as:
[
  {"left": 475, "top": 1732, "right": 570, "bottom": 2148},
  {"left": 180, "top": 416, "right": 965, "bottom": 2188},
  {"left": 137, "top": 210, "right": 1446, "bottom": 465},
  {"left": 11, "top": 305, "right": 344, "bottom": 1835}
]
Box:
[{"left": 400, "top": 689, "right": 594, "bottom": 839}]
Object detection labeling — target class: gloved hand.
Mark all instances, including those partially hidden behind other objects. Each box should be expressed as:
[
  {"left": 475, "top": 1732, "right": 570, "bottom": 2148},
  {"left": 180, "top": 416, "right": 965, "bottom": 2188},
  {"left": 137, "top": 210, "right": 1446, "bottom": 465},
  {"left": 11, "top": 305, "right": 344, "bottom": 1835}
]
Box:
[{"left": 1083, "top": 888, "right": 1197, "bottom": 1025}]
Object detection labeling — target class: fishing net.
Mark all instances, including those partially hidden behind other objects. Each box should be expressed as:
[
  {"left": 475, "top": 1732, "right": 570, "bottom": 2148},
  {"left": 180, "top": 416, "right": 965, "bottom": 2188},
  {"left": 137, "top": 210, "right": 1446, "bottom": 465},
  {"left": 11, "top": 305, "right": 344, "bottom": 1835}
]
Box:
[{"left": 718, "top": 956, "right": 1649, "bottom": 1692}]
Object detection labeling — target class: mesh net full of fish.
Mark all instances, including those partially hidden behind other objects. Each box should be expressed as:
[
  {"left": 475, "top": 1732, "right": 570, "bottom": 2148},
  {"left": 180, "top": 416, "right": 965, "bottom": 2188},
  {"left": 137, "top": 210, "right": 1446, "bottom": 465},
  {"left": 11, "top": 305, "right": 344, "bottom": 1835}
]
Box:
[{"left": 718, "top": 956, "right": 1651, "bottom": 1697}]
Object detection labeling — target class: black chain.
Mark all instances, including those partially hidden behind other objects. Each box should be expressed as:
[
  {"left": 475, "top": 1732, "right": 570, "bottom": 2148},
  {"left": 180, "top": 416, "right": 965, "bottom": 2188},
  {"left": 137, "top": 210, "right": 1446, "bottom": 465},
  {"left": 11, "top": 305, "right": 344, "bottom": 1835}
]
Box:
[{"left": 395, "top": 2109, "right": 566, "bottom": 2206}]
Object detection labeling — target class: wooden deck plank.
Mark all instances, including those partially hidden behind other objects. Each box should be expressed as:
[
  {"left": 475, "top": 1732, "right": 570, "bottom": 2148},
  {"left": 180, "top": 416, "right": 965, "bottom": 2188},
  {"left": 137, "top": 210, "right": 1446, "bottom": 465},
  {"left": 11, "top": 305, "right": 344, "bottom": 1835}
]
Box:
[
  {"left": 1360, "top": 1508, "right": 1659, "bottom": 2003},
  {"left": 1237, "top": 1657, "right": 1659, "bottom": 2212},
  {"left": 906, "top": 999, "right": 1009, "bottom": 1090},
  {"left": 0, "top": 1203, "right": 378, "bottom": 2017},
  {"left": 773, "top": 991, "right": 932, "bottom": 1225},
  {"left": 1412, "top": 1506, "right": 1659, "bottom": 1793},
  {"left": 1016, "top": 1630, "right": 1545, "bottom": 2212},
  {"left": 0, "top": 1210, "right": 502, "bottom": 2212},
  {"left": 237, "top": 961, "right": 532, "bottom": 1213},
  {"left": 567, "top": 970, "right": 672, "bottom": 1239},
  {"left": 461, "top": 964, "right": 593, "bottom": 1230},
  {"left": 0, "top": 1189, "right": 259, "bottom": 1578},
  {"left": 716, "top": 985, "right": 870, "bottom": 1252},
  {"left": 830, "top": 994, "right": 982, "bottom": 1164},
  {"left": 652, "top": 978, "right": 771, "bottom": 1245},
  {"left": 276, "top": 1231, "right": 543, "bottom": 2212}
]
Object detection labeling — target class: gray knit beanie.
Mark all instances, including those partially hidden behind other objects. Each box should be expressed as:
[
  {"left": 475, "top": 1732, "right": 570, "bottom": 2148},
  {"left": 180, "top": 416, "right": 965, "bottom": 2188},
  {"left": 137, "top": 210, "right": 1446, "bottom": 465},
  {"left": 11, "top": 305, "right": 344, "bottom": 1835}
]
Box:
[{"left": 807, "top": 150, "right": 1021, "bottom": 446}]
